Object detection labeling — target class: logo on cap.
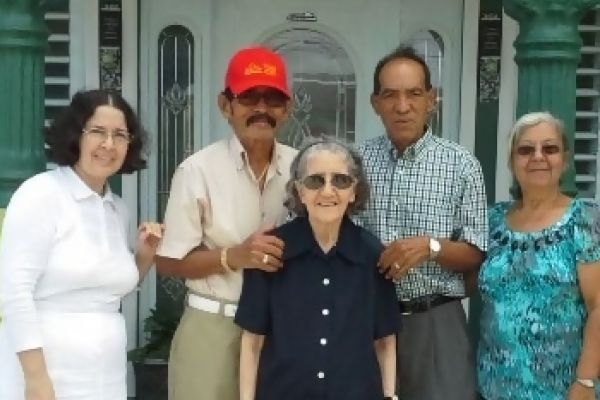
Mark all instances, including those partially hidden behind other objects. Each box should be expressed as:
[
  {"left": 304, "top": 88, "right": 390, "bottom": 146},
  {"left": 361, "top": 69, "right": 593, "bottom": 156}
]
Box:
[{"left": 244, "top": 63, "right": 277, "bottom": 77}]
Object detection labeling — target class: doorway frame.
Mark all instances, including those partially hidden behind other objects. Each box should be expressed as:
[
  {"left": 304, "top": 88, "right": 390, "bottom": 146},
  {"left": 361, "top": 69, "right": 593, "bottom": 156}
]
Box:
[{"left": 133, "top": 0, "right": 483, "bottom": 328}]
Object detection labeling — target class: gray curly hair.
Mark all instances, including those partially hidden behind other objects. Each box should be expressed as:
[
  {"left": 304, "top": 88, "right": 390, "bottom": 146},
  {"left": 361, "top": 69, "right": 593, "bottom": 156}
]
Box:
[{"left": 285, "top": 137, "right": 370, "bottom": 216}]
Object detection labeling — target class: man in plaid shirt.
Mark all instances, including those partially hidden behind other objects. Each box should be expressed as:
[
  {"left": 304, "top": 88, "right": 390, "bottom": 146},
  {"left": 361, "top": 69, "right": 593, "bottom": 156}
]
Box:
[{"left": 355, "top": 46, "right": 488, "bottom": 400}]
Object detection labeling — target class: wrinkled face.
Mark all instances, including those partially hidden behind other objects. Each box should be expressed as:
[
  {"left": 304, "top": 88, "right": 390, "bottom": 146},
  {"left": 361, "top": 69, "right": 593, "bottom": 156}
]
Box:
[
  {"left": 219, "top": 86, "right": 292, "bottom": 141},
  {"left": 76, "top": 105, "right": 130, "bottom": 185},
  {"left": 371, "top": 58, "right": 436, "bottom": 149},
  {"left": 510, "top": 122, "right": 567, "bottom": 192},
  {"left": 296, "top": 151, "right": 356, "bottom": 224}
]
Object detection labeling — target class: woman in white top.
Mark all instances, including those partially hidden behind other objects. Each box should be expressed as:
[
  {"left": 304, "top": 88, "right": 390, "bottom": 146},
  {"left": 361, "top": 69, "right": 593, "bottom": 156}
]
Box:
[{"left": 0, "top": 89, "right": 163, "bottom": 400}]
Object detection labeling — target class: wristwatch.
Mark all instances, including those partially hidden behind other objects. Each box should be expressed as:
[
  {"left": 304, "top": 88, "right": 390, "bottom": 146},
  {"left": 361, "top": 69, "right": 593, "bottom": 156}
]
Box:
[
  {"left": 576, "top": 378, "right": 595, "bottom": 388},
  {"left": 383, "top": 396, "right": 399, "bottom": 400},
  {"left": 429, "top": 237, "right": 441, "bottom": 259}
]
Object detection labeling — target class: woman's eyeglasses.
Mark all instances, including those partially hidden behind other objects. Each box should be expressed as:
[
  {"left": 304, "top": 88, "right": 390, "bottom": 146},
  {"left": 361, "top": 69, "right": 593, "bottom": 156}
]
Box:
[
  {"left": 515, "top": 144, "right": 561, "bottom": 156},
  {"left": 301, "top": 173, "right": 355, "bottom": 190},
  {"left": 84, "top": 127, "right": 132, "bottom": 145}
]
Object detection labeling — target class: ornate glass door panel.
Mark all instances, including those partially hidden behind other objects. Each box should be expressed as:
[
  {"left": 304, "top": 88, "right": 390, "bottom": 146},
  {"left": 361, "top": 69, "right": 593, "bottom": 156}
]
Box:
[
  {"left": 263, "top": 28, "right": 357, "bottom": 146},
  {"left": 156, "top": 25, "right": 195, "bottom": 314},
  {"left": 139, "top": 0, "right": 466, "bottom": 349}
]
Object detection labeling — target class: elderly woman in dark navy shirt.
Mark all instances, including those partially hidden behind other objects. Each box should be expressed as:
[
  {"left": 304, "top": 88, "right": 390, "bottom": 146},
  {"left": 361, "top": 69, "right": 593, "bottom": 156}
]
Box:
[{"left": 234, "top": 138, "right": 401, "bottom": 400}]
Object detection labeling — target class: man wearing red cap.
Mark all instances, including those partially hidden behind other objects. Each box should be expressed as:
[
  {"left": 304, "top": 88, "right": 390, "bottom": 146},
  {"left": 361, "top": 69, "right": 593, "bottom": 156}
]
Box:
[{"left": 155, "top": 46, "right": 297, "bottom": 400}]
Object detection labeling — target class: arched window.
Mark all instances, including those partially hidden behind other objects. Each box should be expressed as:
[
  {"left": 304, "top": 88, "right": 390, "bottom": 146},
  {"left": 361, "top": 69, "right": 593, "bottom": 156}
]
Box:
[
  {"left": 263, "top": 28, "right": 356, "bottom": 146},
  {"left": 407, "top": 30, "right": 444, "bottom": 136}
]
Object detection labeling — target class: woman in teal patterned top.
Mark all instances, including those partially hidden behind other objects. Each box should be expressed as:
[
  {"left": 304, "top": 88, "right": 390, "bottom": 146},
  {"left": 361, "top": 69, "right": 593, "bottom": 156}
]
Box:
[{"left": 477, "top": 112, "right": 600, "bottom": 400}]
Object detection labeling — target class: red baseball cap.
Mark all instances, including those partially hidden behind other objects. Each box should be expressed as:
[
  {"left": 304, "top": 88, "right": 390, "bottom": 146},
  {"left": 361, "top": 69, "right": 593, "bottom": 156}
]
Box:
[{"left": 225, "top": 46, "right": 291, "bottom": 97}]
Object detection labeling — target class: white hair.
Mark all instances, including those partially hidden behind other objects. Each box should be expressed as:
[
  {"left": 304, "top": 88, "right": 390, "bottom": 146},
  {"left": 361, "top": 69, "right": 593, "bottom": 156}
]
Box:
[{"left": 507, "top": 111, "right": 567, "bottom": 160}]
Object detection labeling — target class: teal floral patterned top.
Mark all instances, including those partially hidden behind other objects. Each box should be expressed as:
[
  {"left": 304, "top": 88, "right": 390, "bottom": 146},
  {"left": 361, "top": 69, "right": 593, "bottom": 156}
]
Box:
[{"left": 478, "top": 199, "right": 600, "bottom": 400}]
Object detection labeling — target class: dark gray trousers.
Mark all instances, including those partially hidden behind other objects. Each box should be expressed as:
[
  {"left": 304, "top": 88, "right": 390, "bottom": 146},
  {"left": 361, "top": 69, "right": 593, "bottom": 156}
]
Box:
[{"left": 397, "top": 299, "right": 477, "bottom": 400}]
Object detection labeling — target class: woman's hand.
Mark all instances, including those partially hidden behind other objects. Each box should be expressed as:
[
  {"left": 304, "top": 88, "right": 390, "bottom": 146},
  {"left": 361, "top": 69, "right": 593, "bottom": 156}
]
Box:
[
  {"left": 135, "top": 222, "right": 164, "bottom": 282},
  {"left": 25, "top": 375, "right": 56, "bottom": 400},
  {"left": 136, "top": 222, "right": 163, "bottom": 267}
]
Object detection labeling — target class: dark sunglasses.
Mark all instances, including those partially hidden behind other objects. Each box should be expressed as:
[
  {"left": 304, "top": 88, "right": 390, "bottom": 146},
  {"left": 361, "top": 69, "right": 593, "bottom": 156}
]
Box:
[
  {"left": 236, "top": 90, "right": 288, "bottom": 108},
  {"left": 515, "top": 144, "right": 561, "bottom": 156},
  {"left": 301, "top": 173, "right": 355, "bottom": 190}
]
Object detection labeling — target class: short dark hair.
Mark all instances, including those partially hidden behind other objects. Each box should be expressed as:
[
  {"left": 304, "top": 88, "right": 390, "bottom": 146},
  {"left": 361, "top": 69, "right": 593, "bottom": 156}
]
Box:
[
  {"left": 285, "top": 137, "right": 370, "bottom": 216},
  {"left": 372, "top": 45, "right": 432, "bottom": 95},
  {"left": 44, "top": 89, "right": 148, "bottom": 174}
]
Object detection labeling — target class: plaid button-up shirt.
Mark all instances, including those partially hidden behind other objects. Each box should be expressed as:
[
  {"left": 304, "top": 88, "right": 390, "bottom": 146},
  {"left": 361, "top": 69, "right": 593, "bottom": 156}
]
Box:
[{"left": 355, "top": 131, "right": 488, "bottom": 300}]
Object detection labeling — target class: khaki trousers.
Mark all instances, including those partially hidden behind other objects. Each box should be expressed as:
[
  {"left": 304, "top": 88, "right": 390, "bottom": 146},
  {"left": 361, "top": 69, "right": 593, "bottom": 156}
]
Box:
[{"left": 168, "top": 300, "right": 241, "bottom": 400}]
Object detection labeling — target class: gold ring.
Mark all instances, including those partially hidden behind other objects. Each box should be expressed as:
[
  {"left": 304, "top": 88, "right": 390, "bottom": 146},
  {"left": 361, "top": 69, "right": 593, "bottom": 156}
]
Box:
[{"left": 262, "top": 254, "right": 269, "bottom": 264}]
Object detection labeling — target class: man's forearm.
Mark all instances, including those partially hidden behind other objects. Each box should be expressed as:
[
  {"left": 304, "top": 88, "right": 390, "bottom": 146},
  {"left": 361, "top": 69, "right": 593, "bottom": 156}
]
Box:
[
  {"left": 155, "top": 248, "right": 225, "bottom": 280},
  {"left": 375, "top": 335, "right": 396, "bottom": 397},
  {"left": 435, "top": 240, "right": 484, "bottom": 273}
]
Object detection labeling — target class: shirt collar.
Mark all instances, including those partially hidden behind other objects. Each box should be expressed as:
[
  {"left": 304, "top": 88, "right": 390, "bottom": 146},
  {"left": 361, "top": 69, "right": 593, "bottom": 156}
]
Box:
[
  {"left": 59, "top": 166, "right": 115, "bottom": 203},
  {"left": 280, "top": 216, "right": 362, "bottom": 263},
  {"left": 228, "top": 135, "right": 284, "bottom": 174},
  {"left": 384, "top": 126, "right": 433, "bottom": 161}
]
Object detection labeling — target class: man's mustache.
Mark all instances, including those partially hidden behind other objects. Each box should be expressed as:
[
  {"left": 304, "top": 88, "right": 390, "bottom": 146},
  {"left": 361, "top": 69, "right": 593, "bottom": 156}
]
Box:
[{"left": 247, "top": 114, "right": 276, "bottom": 128}]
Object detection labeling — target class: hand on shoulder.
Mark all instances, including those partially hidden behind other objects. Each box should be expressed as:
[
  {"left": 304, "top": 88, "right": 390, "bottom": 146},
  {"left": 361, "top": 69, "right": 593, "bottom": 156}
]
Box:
[{"left": 228, "top": 225, "right": 285, "bottom": 272}]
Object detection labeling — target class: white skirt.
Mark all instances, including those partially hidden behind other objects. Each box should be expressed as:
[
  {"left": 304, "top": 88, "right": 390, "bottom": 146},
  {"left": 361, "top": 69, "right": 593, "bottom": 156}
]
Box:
[{"left": 0, "top": 311, "right": 128, "bottom": 400}]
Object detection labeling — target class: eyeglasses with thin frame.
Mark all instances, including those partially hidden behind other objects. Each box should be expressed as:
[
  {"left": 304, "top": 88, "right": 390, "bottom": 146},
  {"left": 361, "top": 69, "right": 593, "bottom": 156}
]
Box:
[
  {"left": 84, "top": 127, "right": 132, "bottom": 145},
  {"left": 234, "top": 89, "right": 289, "bottom": 108},
  {"left": 300, "top": 173, "right": 355, "bottom": 190},
  {"left": 514, "top": 144, "right": 561, "bottom": 157}
]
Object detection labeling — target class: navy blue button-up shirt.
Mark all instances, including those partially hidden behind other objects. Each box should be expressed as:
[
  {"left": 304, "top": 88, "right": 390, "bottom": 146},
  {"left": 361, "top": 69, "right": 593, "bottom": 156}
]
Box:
[{"left": 235, "top": 216, "right": 401, "bottom": 400}]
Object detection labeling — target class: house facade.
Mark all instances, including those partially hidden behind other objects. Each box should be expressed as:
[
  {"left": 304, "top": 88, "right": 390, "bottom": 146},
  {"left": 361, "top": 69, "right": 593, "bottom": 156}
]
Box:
[{"left": 0, "top": 0, "right": 599, "bottom": 396}]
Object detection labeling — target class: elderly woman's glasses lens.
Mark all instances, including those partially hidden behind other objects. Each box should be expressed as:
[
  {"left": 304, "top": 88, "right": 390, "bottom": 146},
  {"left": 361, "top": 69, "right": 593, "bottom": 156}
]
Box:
[
  {"left": 515, "top": 144, "right": 560, "bottom": 156},
  {"left": 84, "top": 128, "right": 132, "bottom": 145},
  {"left": 301, "top": 173, "right": 355, "bottom": 190}
]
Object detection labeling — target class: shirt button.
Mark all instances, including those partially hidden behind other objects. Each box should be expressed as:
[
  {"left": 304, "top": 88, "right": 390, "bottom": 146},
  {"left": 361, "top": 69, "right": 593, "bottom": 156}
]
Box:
[
  {"left": 322, "top": 309, "right": 329, "bottom": 316},
  {"left": 323, "top": 278, "right": 330, "bottom": 285},
  {"left": 317, "top": 372, "right": 325, "bottom": 379},
  {"left": 320, "top": 338, "right": 327, "bottom": 345}
]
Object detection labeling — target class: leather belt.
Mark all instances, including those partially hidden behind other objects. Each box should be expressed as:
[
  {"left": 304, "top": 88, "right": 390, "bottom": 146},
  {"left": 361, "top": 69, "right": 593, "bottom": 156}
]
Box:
[{"left": 398, "top": 295, "right": 460, "bottom": 315}]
